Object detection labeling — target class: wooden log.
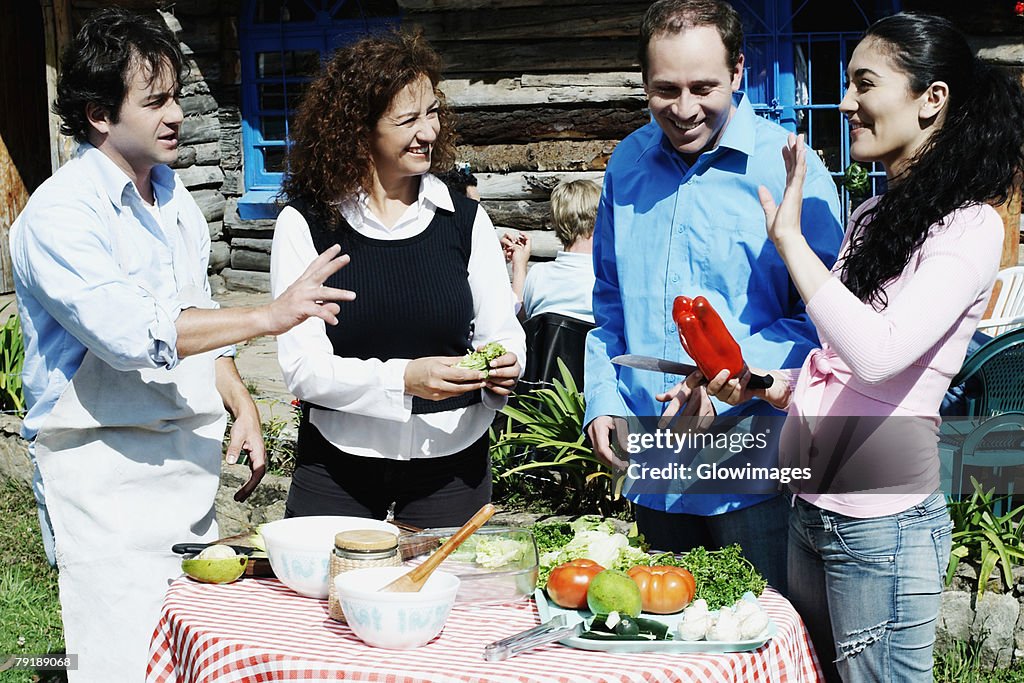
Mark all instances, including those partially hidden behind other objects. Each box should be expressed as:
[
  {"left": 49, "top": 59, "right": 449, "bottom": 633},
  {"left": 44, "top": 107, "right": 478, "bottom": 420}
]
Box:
[
  {"left": 171, "top": 146, "right": 198, "bottom": 169},
  {"left": 454, "top": 106, "right": 648, "bottom": 144},
  {"left": 180, "top": 92, "right": 219, "bottom": 116},
  {"left": 456, "top": 140, "right": 618, "bottom": 172},
  {"left": 410, "top": 4, "right": 646, "bottom": 41},
  {"left": 42, "top": 0, "right": 74, "bottom": 170},
  {"left": 477, "top": 171, "right": 605, "bottom": 199},
  {"left": 224, "top": 199, "right": 277, "bottom": 236},
  {"left": 232, "top": 238, "right": 273, "bottom": 254},
  {"left": 441, "top": 73, "right": 644, "bottom": 109},
  {"left": 221, "top": 268, "right": 271, "bottom": 293},
  {"left": 181, "top": 113, "right": 221, "bottom": 145},
  {"left": 481, "top": 200, "right": 551, "bottom": 230},
  {"left": 192, "top": 141, "right": 222, "bottom": 165},
  {"left": 434, "top": 39, "right": 640, "bottom": 74},
  {"left": 177, "top": 164, "right": 225, "bottom": 189},
  {"left": 191, "top": 188, "right": 226, "bottom": 222},
  {"left": 0, "top": 131, "right": 28, "bottom": 293},
  {"left": 231, "top": 249, "right": 271, "bottom": 273},
  {"left": 221, "top": 170, "right": 243, "bottom": 196},
  {"left": 209, "top": 240, "right": 230, "bottom": 273}
]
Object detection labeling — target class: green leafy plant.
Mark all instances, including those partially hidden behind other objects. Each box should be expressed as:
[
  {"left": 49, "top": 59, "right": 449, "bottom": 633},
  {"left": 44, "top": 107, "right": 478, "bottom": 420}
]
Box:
[
  {"left": 489, "top": 359, "right": 630, "bottom": 517},
  {"left": 946, "top": 477, "right": 1024, "bottom": 597},
  {"left": 0, "top": 303, "right": 25, "bottom": 415},
  {"left": 842, "top": 161, "right": 871, "bottom": 197}
]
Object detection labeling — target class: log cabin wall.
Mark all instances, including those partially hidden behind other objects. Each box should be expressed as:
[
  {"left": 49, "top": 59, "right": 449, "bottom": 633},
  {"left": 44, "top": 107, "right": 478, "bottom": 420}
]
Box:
[
  {"left": 48, "top": 1, "right": 1024, "bottom": 290},
  {"left": 400, "top": 0, "right": 650, "bottom": 259}
]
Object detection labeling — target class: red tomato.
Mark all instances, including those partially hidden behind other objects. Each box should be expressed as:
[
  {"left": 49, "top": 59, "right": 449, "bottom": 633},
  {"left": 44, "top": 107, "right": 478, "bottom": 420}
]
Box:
[
  {"left": 546, "top": 559, "right": 605, "bottom": 609},
  {"left": 627, "top": 565, "right": 696, "bottom": 614}
]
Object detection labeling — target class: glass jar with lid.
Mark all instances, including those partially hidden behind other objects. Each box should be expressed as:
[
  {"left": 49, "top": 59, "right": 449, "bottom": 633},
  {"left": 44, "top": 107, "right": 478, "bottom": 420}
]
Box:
[{"left": 327, "top": 529, "right": 401, "bottom": 622}]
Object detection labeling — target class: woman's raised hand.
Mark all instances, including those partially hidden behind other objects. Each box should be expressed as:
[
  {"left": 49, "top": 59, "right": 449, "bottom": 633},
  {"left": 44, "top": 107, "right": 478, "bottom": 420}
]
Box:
[{"left": 758, "top": 133, "right": 808, "bottom": 248}]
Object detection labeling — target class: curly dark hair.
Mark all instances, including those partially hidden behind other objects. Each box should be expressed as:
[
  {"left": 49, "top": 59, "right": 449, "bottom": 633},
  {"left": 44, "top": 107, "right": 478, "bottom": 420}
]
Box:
[
  {"left": 281, "top": 29, "right": 457, "bottom": 229},
  {"left": 54, "top": 7, "right": 184, "bottom": 143},
  {"left": 841, "top": 12, "right": 1024, "bottom": 308},
  {"left": 638, "top": 0, "right": 743, "bottom": 78}
]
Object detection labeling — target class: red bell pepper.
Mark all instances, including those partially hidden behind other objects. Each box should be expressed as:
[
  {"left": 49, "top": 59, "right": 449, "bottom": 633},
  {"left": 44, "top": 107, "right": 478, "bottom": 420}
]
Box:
[{"left": 672, "top": 295, "right": 744, "bottom": 379}]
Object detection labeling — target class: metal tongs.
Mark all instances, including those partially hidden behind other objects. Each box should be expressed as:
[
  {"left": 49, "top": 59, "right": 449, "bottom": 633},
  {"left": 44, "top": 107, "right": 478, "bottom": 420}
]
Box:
[{"left": 483, "top": 615, "right": 584, "bottom": 661}]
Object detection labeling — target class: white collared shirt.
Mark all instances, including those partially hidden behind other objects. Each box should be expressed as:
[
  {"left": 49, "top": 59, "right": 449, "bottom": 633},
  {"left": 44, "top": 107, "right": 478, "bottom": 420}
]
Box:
[
  {"left": 11, "top": 143, "right": 219, "bottom": 442},
  {"left": 270, "top": 173, "right": 526, "bottom": 459}
]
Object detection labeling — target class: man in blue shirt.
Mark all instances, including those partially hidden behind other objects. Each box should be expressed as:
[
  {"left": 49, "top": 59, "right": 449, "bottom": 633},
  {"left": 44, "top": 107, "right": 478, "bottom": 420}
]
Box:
[
  {"left": 584, "top": 0, "right": 843, "bottom": 592},
  {"left": 10, "top": 9, "right": 354, "bottom": 680}
]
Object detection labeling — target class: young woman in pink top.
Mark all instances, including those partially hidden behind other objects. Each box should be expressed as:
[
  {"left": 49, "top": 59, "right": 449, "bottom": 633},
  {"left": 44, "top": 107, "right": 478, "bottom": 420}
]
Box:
[{"left": 673, "top": 11, "right": 1024, "bottom": 682}]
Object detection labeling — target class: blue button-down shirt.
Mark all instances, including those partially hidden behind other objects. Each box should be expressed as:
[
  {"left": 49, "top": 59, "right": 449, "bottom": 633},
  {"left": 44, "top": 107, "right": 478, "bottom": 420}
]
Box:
[
  {"left": 10, "top": 144, "right": 223, "bottom": 442},
  {"left": 584, "top": 93, "right": 844, "bottom": 515}
]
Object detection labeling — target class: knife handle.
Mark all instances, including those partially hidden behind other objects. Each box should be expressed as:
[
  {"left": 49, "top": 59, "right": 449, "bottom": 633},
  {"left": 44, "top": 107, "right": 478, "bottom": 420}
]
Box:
[{"left": 747, "top": 372, "right": 774, "bottom": 391}]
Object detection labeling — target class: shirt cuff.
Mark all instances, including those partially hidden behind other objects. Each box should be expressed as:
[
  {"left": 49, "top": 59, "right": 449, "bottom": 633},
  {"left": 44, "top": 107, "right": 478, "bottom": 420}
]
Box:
[
  {"left": 149, "top": 298, "right": 184, "bottom": 369},
  {"left": 482, "top": 389, "right": 508, "bottom": 411},
  {"left": 382, "top": 358, "right": 414, "bottom": 417}
]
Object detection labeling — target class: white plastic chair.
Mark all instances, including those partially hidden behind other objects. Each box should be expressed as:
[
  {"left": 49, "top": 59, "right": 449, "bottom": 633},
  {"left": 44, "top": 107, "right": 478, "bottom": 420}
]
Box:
[{"left": 977, "top": 265, "right": 1024, "bottom": 336}]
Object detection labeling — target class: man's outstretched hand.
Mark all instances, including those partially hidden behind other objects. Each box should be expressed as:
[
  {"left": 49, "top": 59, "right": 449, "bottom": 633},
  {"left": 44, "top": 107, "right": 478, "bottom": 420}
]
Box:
[{"left": 265, "top": 244, "right": 356, "bottom": 335}]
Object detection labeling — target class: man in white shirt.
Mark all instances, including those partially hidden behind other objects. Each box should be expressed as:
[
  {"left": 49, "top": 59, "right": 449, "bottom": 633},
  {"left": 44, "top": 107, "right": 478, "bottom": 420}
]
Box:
[{"left": 10, "top": 8, "right": 353, "bottom": 681}]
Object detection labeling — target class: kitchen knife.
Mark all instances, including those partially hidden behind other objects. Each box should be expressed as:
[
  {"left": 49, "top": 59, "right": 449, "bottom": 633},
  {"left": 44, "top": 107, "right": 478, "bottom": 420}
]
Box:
[
  {"left": 171, "top": 543, "right": 259, "bottom": 556},
  {"left": 611, "top": 354, "right": 774, "bottom": 390}
]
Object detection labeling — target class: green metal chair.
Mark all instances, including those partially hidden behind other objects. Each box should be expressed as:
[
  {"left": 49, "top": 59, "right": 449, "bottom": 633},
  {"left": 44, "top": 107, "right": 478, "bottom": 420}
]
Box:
[{"left": 941, "top": 327, "right": 1024, "bottom": 510}]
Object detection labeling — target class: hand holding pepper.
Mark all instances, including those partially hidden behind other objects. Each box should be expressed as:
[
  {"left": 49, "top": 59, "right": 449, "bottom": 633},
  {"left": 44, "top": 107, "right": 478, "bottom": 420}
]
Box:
[
  {"left": 673, "top": 295, "right": 774, "bottom": 391},
  {"left": 673, "top": 295, "right": 744, "bottom": 380}
]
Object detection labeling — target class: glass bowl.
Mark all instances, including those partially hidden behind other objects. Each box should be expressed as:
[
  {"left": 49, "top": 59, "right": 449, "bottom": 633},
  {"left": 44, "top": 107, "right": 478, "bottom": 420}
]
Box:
[{"left": 398, "top": 526, "right": 539, "bottom": 606}]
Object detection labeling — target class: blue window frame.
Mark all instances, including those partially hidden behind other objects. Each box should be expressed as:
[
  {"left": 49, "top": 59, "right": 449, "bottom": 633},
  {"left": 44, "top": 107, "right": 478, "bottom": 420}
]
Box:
[
  {"left": 737, "top": 0, "right": 902, "bottom": 218},
  {"left": 239, "top": 0, "right": 400, "bottom": 218}
]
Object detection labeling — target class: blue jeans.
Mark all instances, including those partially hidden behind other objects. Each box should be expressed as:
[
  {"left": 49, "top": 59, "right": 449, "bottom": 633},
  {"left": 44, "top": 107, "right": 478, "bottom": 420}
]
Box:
[{"left": 789, "top": 492, "right": 952, "bottom": 682}]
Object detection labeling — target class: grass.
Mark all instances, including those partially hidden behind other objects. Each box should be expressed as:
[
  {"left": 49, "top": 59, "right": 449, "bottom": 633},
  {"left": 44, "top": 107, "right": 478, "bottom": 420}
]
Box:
[
  {"left": 935, "top": 639, "right": 1024, "bottom": 682},
  {"left": 0, "top": 479, "right": 65, "bottom": 683}
]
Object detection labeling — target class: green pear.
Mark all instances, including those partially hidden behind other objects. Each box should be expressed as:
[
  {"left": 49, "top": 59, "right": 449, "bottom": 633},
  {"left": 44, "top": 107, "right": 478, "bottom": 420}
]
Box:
[{"left": 181, "top": 553, "right": 247, "bottom": 584}]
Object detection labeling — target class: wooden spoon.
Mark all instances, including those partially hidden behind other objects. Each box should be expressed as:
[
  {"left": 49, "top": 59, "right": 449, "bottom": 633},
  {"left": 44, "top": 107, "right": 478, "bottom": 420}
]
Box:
[{"left": 378, "top": 503, "right": 496, "bottom": 592}]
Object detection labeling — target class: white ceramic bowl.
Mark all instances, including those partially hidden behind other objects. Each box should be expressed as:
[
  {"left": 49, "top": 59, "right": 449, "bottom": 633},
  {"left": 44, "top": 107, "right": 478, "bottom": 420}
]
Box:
[
  {"left": 334, "top": 566, "right": 460, "bottom": 649},
  {"left": 260, "top": 516, "right": 400, "bottom": 599}
]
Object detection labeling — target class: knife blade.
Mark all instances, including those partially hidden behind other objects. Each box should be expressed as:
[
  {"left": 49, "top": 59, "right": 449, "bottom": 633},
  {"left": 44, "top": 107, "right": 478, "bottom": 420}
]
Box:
[
  {"left": 611, "top": 354, "right": 697, "bottom": 375},
  {"left": 611, "top": 354, "right": 774, "bottom": 390}
]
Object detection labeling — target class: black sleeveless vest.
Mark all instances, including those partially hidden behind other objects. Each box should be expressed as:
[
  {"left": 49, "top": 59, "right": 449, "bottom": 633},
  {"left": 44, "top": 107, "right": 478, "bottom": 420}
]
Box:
[{"left": 290, "top": 193, "right": 482, "bottom": 414}]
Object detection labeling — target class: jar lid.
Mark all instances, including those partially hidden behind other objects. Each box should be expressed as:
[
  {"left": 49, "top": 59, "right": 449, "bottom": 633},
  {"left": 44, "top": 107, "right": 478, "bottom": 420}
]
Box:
[{"left": 334, "top": 529, "right": 399, "bottom": 551}]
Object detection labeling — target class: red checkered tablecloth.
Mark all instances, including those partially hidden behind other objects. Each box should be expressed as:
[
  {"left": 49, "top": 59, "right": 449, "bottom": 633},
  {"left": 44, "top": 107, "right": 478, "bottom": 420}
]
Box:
[{"left": 148, "top": 577, "right": 822, "bottom": 683}]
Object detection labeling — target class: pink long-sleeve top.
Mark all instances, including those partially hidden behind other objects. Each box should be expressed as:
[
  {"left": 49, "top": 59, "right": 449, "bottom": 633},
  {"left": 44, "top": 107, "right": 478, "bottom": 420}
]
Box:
[{"left": 786, "top": 197, "right": 1003, "bottom": 518}]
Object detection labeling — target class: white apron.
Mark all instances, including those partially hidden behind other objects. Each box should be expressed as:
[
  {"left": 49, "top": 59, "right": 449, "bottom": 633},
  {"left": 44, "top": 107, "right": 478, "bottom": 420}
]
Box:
[
  {"left": 35, "top": 329, "right": 226, "bottom": 682},
  {"left": 34, "top": 184, "right": 227, "bottom": 682}
]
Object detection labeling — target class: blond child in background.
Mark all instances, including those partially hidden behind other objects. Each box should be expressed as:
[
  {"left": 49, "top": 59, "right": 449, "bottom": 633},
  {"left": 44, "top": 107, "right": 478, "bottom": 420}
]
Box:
[{"left": 501, "top": 178, "right": 601, "bottom": 323}]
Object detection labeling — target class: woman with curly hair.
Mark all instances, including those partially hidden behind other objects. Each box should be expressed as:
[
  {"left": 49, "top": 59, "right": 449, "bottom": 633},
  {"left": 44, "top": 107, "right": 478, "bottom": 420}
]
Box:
[
  {"left": 668, "top": 12, "right": 1024, "bottom": 682},
  {"left": 270, "top": 30, "right": 524, "bottom": 528}
]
